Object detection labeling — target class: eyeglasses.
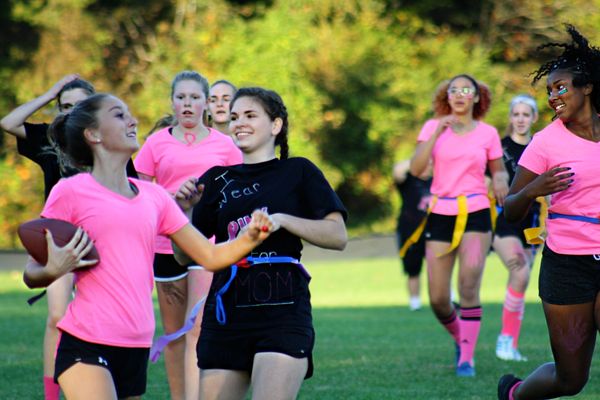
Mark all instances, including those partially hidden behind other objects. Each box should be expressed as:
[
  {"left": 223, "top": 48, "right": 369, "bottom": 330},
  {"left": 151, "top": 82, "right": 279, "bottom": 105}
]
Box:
[{"left": 447, "top": 87, "right": 476, "bottom": 97}]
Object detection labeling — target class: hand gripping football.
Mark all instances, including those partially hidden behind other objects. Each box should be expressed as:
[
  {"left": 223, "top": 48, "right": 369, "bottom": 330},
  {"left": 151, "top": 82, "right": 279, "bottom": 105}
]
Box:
[{"left": 18, "top": 218, "right": 99, "bottom": 266}]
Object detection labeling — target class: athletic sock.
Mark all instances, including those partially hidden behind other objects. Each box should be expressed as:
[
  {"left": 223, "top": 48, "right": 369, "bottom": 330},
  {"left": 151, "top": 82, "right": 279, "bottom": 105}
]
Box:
[
  {"left": 501, "top": 286, "right": 525, "bottom": 348},
  {"left": 44, "top": 376, "right": 60, "bottom": 400},
  {"left": 458, "top": 306, "right": 482, "bottom": 366},
  {"left": 437, "top": 308, "right": 460, "bottom": 344},
  {"left": 509, "top": 380, "right": 523, "bottom": 400}
]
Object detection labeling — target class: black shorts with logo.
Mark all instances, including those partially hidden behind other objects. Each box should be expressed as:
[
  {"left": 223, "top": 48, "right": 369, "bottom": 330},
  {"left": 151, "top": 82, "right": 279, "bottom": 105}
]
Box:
[
  {"left": 54, "top": 331, "right": 149, "bottom": 398},
  {"left": 424, "top": 209, "right": 492, "bottom": 242}
]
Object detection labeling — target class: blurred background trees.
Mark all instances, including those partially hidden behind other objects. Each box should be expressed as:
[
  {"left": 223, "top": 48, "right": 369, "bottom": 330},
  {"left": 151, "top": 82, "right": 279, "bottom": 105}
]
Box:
[{"left": 1, "top": 0, "right": 599, "bottom": 247}]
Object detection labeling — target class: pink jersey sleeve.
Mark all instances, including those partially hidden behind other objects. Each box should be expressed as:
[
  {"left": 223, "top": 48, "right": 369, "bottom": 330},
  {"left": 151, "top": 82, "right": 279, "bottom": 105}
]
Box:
[
  {"left": 155, "top": 185, "right": 190, "bottom": 237},
  {"left": 517, "top": 134, "right": 547, "bottom": 174},
  {"left": 42, "top": 179, "right": 74, "bottom": 220},
  {"left": 134, "top": 129, "right": 165, "bottom": 177},
  {"left": 487, "top": 130, "right": 503, "bottom": 160},
  {"left": 417, "top": 119, "right": 439, "bottom": 142}
]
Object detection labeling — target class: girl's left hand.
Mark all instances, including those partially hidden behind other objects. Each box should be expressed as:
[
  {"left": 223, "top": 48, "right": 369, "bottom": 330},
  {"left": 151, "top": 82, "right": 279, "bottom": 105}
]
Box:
[{"left": 493, "top": 173, "right": 509, "bottom": 206}]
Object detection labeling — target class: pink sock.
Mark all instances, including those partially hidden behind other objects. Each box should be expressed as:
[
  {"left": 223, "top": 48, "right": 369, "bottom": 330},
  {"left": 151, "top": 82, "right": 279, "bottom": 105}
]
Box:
[
  {"left": 509, "top": 380, "right": 523, "bottom": 400},
  {"left": 502, "top": 286, "right": 525, "bottom": 347},
  {"left": 437, "top": 309, "right": 460, "bottom": 343},
  {"left": 458, "top": 306, "right": 482, "bottom": 365},
  {"left": 44, "top": 376, "right": 60, "bottom": 400}
]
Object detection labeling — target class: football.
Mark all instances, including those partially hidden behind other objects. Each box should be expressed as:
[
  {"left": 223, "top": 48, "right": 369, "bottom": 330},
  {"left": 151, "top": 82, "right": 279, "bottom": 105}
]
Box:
[{"left": 18, "top": 218, "right": 100, "bottom": 266}]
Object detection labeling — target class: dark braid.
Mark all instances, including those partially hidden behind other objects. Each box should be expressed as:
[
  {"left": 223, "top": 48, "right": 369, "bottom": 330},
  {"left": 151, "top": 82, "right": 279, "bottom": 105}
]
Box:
[
  {"left": 231, "top": 87, "right": 289, "bottom": 159},
  {"left": 532, "top": 24, "right": 600, "bottom": 111}
]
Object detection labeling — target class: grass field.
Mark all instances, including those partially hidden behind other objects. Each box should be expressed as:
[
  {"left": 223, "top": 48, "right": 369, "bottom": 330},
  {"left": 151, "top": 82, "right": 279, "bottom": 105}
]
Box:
[{"left": 1, "top": 252, "right": 599, "bottom": 399}]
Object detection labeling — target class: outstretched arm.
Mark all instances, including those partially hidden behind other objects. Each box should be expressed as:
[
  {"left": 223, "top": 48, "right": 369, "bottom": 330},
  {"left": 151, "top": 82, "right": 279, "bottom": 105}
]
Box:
[
  {"left": 170, "top": 210, "right": 274, "bottom": 272},
  {"left": 271, "top": 211, "right": 347, "bottom": 250},
  {"left": 0, "top": 74, "right": 80, "bottom": 139}
]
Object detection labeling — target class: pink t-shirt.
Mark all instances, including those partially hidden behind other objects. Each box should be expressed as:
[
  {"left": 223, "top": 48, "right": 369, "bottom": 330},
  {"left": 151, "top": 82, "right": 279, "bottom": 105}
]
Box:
[
  {"left": 417, "top": 119, "right": 503, "bottom": 215},
  {"left": 134, "top": 127, "right": 242, "bottom": 253},
  {"left": 42, "top": 173, "right": 189, "bottom": 347},
  {"left": 518, "top": 118, "right": 600, "bottom": 254}
]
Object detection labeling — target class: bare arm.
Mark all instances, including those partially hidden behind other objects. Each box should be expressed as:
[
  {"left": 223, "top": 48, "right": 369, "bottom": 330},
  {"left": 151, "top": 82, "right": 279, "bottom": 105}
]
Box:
[
  {"left": 392, "top": 160, "right": 410, "bottom": 184},
  {"left": 488, "top": 157, "right": 509, "bottom": 206},
  {"left": 0, "top": 74, "right": 80, "bottom": 139},
  {"left": 271, "top": 211, "right": 347, "bottom": 250},
  {"left": 23, "top": 228, "right": 97, "bottom": 288},
  {"left": 504, "top": 166, "right": 573, "bottom": 222},
  {"left": 410, "top": 116, "right": 454, "bottom": 176},
  {"left": 170, "top": 210, "right": 274, "bottom": 272}
]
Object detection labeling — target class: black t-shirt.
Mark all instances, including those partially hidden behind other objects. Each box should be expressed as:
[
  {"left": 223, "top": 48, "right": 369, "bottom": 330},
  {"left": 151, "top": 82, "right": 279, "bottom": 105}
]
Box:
[
  {"left": 192, "top": 157, "right": 347, "bottom": 329},
  {"left": 396, "top": 173, "right": 431, "bottom": 232},
  {"left": 501, "top": 136, "right": 527, "bottom": 184},
  {"left": 499, "top": 135, "right": 539, "bottom": 219},
  {"left": 17, "top": 122, "right": 138, "bottom": 199}
]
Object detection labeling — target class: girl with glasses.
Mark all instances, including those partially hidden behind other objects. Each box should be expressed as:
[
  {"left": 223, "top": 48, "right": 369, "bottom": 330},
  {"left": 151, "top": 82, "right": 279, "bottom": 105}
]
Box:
[{"left": 409, "top": 74, "right": 509, "bottom": 377}]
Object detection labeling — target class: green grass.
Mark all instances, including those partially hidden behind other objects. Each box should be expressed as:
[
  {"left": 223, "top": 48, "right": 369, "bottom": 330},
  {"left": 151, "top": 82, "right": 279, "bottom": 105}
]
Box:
[{"left": 1, "top": 253, "right": 599, "bottom": 399}]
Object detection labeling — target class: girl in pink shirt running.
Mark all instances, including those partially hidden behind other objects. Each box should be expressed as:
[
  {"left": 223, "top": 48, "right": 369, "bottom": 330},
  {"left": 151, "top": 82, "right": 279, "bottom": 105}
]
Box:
[
  {"left": 410, "top": 74, "right": 509, "bottom": 377},
  {"left": 134, "top": 71, "right": 242, "bottom": 400},
  {"left": 22, "top": 93, "right": 272, "bottom": 400},
  {"left": 498, "top": 25, "right": 600, "bottom": 400}
]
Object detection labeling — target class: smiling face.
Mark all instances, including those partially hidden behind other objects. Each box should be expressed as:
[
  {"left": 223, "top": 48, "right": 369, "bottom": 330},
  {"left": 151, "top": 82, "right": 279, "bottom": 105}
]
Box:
[
  {"left": 229, "top": 96, "right": 281, "bottom": 156},
  {"left": 87, "top": 96, "right": 139, "bottom": 154},
  {"left": 208, "top": 83, "right": 235, "bottom": 125},
  {"left": 510, "top": 103, "right": 537, "bottom": 136},
  {"left": 546, "top": 69, "right": 591, "bottom": 122},
  {"left": 171, "top": 79, "right": 207, "bottom": 129},
  {"left": 59, "top": 88, "right": 90, "bottom": 113},
  {"left": 447, "top": 77, "right": 479, "bottom": 116}
]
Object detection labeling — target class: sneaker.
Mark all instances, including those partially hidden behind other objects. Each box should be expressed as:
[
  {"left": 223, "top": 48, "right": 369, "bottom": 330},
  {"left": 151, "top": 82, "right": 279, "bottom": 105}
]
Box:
[
  {"left": 409, "top": 297, "right": 422, "bottom": 311},
  {"left": 496, "top": 335, "right": 528, "bottom": 361},
  {"left": 510, "top": 348, "right": 528, "bottom": 362},
  {"left": 497, "top": 374, "right": 522, "bottom": 399},
  {"left": 496, "top": 334, "right": 514, "bottom": 360},
  {"left": 456, "top": 361, "right": 475, "bottom": 377}
]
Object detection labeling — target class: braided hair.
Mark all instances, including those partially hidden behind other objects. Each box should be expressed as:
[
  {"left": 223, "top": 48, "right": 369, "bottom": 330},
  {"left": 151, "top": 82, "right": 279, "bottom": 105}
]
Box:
[
  {"left": 231, "top": 87, "right": 289, "bottom": 159},
  {"left": 532, "top": 24, "right": 600, "bottom": 111}
]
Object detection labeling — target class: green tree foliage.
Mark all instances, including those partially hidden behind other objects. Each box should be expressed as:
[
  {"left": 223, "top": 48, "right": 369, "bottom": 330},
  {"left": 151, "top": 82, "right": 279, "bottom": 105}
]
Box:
[{"left": 1, "top": 0, "right": 600, "bottom": 246}]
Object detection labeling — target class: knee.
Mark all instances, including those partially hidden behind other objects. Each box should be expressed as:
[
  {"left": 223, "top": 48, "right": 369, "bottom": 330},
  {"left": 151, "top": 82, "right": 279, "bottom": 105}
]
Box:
[
  {"left": 559, "top": 374, "right": 588, "bottom": 396},
  {"left": 429, "top": 296, "right": 452, "bottom": 315}
]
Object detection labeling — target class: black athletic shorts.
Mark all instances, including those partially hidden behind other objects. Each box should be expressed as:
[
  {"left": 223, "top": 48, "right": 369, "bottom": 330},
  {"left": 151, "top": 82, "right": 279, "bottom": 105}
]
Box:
[
  {"left": 54, "top": 331, "right": 149, "bottom": 398},
  {"left": 197, "top": 325, "right": 315, "bottom": 379},
  {"left": 494, "top": 210, "right": 540, "bottom": 248},
  {"left": 396, "top": 229, "right": 425, "bottom": 277},
  {"left": 424, "top": 209, "right": 492, "bottom": 242},
  {"left": 154, "top": 253, "right": 189, "bottom": 282},
  {"left": 539, "top": 246, "right": 600, "bottom": 305}
]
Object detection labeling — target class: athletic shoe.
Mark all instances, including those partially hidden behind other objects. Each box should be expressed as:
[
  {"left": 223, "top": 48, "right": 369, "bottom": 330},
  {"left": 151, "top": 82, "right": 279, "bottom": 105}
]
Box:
[
  {"left": 497, "top": 374, "right": 522, "bottom": 399},
  {"left": 409, "top": 297, "right": 422, "bottom": 311},
  {"left": 496, "top": 334, "right": 514, "bottom": 360},
  {"left": 496, "top": 335, "right": 528, "bottom": 361},
  {"left": 456, "top": 361, "right": 475, "bottom": 377}
]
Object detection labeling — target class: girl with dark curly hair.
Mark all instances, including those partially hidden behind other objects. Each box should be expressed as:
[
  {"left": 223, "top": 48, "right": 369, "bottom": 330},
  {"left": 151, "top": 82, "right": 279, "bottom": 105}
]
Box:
[
  {"left": 498, "top": 24, "right": 600, "bottom": 400},
  {"left": 409, "top": 74, "right": 509, "bottom": 377}
]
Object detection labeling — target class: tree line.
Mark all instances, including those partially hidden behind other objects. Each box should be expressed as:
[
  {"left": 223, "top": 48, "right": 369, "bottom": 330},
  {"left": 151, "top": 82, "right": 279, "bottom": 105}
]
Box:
[{"left": 0, "top": 0, "right": 598, "bottom": 247}]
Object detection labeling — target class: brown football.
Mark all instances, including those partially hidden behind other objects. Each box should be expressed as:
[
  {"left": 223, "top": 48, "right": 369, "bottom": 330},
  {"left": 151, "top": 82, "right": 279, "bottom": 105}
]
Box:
[{"left": 18, "top": 218, "right": 100, "bottom": 266}]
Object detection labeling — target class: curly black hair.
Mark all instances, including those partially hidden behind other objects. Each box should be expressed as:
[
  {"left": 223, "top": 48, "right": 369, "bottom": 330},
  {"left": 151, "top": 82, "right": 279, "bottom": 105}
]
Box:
[{"left": 532, "top": 24, "right": 600, "bottom": 111}]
